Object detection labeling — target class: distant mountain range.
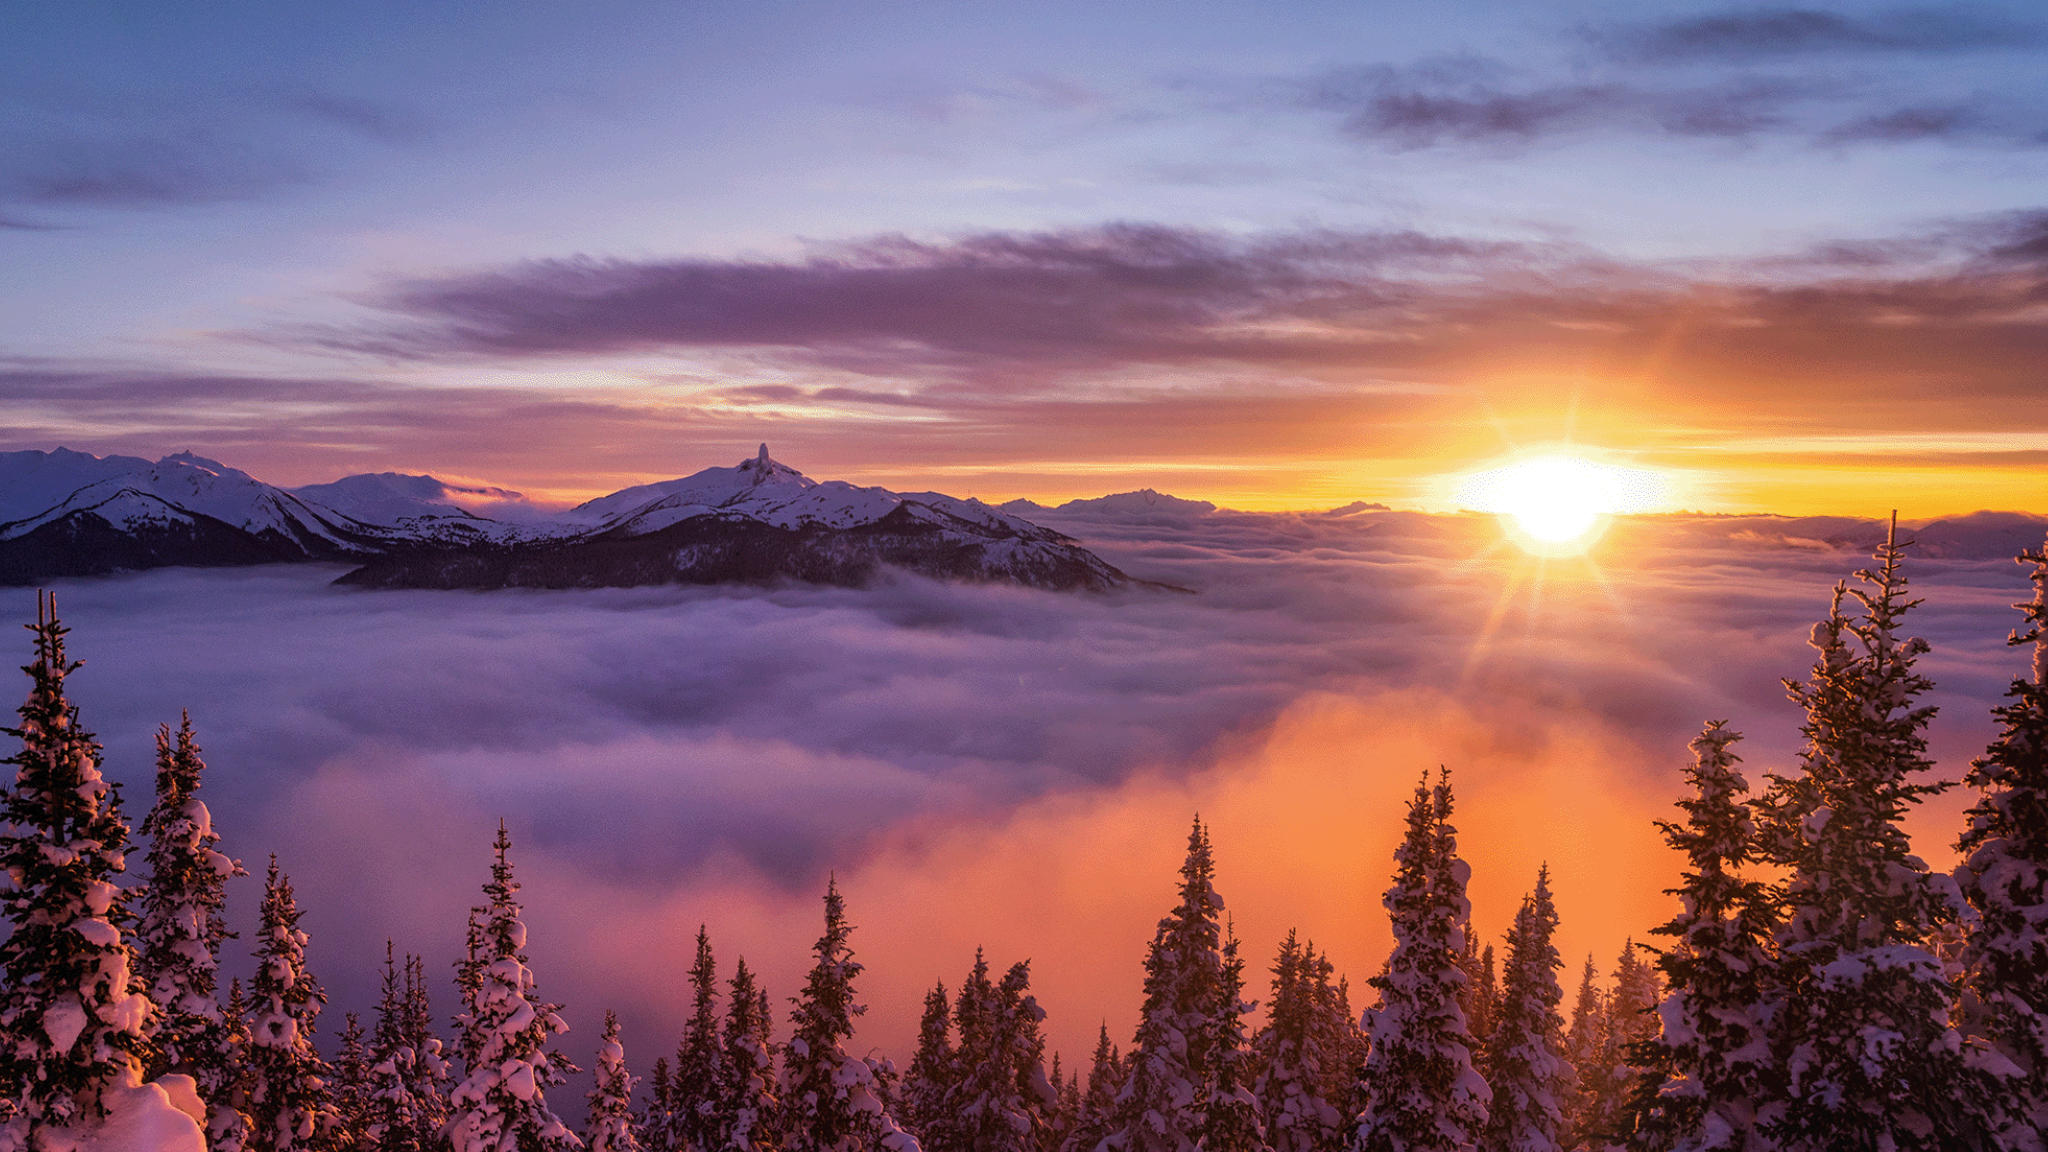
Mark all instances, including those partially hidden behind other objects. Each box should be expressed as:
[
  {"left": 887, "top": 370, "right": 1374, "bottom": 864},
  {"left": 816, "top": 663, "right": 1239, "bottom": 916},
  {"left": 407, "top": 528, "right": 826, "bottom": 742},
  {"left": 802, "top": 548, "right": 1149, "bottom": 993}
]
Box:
[{"left": 0, "top": 447, "right": 1133, "bottom": 592}]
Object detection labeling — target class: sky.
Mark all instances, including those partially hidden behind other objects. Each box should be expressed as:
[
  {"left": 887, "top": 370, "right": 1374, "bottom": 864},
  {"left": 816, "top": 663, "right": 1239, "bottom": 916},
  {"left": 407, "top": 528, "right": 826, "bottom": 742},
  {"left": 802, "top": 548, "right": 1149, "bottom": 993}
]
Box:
[
  {"left": 4, "top": 0, "right": 2048, "bottom": 1125},
  {"left": 3, "top": 0, "right": 2046, "bottom": 513}
]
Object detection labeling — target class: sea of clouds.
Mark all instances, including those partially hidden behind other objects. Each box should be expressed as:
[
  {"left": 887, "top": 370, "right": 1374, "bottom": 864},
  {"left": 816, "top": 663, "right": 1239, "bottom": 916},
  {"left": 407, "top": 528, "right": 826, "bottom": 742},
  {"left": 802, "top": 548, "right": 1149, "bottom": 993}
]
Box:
[{"left": 6, "top": 503, "right": 2040, "bottom": 1111}]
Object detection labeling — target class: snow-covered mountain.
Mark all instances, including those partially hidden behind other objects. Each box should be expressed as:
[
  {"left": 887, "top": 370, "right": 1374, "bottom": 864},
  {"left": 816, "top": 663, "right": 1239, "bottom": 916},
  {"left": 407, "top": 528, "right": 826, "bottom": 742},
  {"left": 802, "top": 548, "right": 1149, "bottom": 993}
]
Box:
[{"left": 0, "top": 446, "right": 1133, "bottom": 592}]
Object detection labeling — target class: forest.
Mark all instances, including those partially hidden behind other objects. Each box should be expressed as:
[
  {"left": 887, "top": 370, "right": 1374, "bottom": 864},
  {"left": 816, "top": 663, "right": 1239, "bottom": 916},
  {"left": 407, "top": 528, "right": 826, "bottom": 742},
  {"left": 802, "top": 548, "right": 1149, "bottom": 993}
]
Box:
[{"left": 0, "top": 529, "right": 2041, "bottom": 1152}]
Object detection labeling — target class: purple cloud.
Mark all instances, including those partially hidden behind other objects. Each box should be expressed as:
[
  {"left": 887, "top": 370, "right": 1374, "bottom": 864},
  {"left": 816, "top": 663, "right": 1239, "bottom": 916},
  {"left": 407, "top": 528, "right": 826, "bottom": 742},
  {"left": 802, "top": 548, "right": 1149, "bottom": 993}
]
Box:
[{"left": 1590, "top": 6, "right": 2045, "bottom": 61}]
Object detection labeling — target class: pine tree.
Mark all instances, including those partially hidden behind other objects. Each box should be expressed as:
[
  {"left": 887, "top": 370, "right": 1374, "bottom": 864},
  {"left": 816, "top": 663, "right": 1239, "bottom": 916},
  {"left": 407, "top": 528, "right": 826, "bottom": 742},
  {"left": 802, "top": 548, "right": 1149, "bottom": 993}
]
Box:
[
  {"left": 1751, "top": 528, "right": 1978, "bottom": 1150},
  {"left": 1252, "top": 932, "right": 1342, "bottom": 1152},
  {"left": 1355, "top": 772, "right": 1490, "bottom": 1152},
  {"left": 213, "top": 976, "right": 256, "bottom": 1152},
  {"left": 365, "top": 945, "right": 451, "bottom": 1152},
  {"left": 899, "top": 983, "right": 953, "bottom": 1146},
  {"left": 333, "top": 1012, "right": 371, "bottom": 1152},
  {"left": 1580, "top": 944, "right": 1656, "bottom": 1152},
  {"left": 1459, "top": 929, "right": 1499, "bottom": 1071},
  {"left": 245, "top": 858, "right": 340, "bottom": 1152},
  {"left": 447, "top": 822, "right": 581, "bottom": 1152},
  {"left": 1561, "top": 956, "right": 1605, "bottom": 1150},
  {"left": 671, "top": 927, "right": 725, "bottom": 1152},
  {"left": 717, "top": 958, "right": 778, "bottom": 1152},
  {"left": 1067, "top": 1026, "right": 1124, "bottom": 1152},
  {"left": 1483, "top": 868, "right": 1566, "bottom": 1152},
  {"left": 1308, "top": 957, "right": 1362, "bottom": 1143},
  {"left": 1205, "top": 929, "right": 1265, "bottom": 1152},
  {"left": 588, "top": 1011, "right": 646, "bottom": 1152},
  {"left": 1953, "top": 537, "right": 2048, "bottom": 1150},
  {"left": 1628, "top": 721, "right": 1777, "bottom": 1152},
  {"left": 1116, "top": 818, "right": 1266, "bottom": 1152},
  {"left": 135, "top": 711, "right": 245, "bottom": 1109},
  {"left": 779, "top": 879, "right": 917, "bottom": 1152},
  {"left": 0, "top": 594, "right": 155, "bottom": 1145},
  {"left": 646, "top": 1060, "right": 675, "bottom": 1152}
]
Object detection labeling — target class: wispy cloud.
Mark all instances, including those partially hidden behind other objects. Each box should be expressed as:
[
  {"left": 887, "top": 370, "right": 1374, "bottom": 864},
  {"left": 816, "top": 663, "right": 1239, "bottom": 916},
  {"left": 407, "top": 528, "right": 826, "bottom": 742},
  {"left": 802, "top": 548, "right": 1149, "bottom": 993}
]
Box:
[{"left": 1589, "top": 6, "right": 2046, "bottom": 63}]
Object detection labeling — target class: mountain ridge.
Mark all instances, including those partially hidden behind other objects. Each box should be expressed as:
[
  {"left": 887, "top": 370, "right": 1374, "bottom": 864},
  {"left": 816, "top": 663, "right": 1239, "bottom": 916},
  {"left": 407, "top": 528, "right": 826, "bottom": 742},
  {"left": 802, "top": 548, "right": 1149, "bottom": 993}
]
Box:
[{"left": 0, "top": 446, "right": 1135, "bottom": 592}]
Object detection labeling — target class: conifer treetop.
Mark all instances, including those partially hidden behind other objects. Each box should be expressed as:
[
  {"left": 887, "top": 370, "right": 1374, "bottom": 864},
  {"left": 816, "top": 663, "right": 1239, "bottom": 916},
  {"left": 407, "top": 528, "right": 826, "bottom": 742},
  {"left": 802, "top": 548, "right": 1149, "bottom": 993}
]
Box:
[{"left": 0, "top": 591, "right": 155, "bottom": 1141}]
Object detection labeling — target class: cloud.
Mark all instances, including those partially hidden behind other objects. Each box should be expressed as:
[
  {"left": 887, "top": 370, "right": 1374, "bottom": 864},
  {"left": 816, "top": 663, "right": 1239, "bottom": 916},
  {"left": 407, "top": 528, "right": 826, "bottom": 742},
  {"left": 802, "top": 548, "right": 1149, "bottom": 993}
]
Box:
[
  {"left": 9, "top": 500, "right": 2026, "bottom": 1114},
  {"left": 1296, "top": 64, "right": 1820, "bottom": 149},
  {"left": 0, "top": 133, "right": 306, "bottom": 207},
  {"left": 272, "top": 214, "right": 2048, "bottom": 421},
  {"left": 0, "top": 84, "right": 427, "bottom": 210},
  {"left": 1590, "top": 6, "right": 2046, "bottom": 62}
]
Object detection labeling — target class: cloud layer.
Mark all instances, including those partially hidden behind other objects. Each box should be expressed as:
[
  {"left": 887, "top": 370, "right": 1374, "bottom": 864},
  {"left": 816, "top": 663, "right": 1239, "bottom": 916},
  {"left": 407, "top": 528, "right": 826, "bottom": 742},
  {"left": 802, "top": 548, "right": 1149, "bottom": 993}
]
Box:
[{"left": 13, "top": 502, "right": 2037, "bottom": 1110}]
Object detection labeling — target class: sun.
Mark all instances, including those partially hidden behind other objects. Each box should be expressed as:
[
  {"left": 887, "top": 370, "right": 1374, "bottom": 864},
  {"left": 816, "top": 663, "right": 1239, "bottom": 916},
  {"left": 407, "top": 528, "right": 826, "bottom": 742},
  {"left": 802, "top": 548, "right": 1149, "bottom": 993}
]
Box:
[{"left": 1454, "top": 451, "right": 1669, "bottom": 553}]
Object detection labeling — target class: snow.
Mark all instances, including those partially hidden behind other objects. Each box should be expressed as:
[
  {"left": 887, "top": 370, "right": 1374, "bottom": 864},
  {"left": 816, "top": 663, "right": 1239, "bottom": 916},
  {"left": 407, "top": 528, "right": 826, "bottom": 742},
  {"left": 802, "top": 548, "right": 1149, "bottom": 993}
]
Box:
[{"left": 42, "top": 997, "right": 87, "bottom": 1052}]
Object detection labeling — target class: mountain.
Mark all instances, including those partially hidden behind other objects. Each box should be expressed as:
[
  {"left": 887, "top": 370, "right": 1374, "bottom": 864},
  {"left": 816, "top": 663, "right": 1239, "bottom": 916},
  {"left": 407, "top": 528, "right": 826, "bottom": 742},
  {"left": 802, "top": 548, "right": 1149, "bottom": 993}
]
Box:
[
  {"left": 0, "top": 446, "right": 1133, "bottom": 592},
  {"left": 337, "top": 446, "right": 1132, "bottom": 592}
]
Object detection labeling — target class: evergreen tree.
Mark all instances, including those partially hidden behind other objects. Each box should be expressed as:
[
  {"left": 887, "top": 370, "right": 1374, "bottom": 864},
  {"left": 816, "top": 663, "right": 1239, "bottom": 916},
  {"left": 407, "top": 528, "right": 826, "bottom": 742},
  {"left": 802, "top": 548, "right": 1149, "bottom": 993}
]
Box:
[
  {"left": 365, "top": 945, "right": 452, "bottom": 1152},
  {"left": 1459, "top": 929, "right": 1499, "bottom": 1072},
  {"left": 1628, "top": 721, "right": 1777, "bottom": 1152},
  {"left": 1751, "top": 529, "right": 1979, "bottom": 1150},
  {"left": 1953, "top": 537, "right": 2048, "bottom": 1150},
  {"left": 0, "top": 595, "right": 155, "bottom": 1145},
  {"left": 779, "top": 879, "right": 917, "bottom": 1152},
  {"left": 1579, "top": 945, "right": 1656, "bottom": 1152},
  {"left": 646, "top": 1060, "right": 675, "bottom": 1152},
  {"left": 717, "top": 958, "right": 779, "bottom": 1152},
  {"left": 245, "top": 858, "right": 340, "bottom": 1152},
  {"left": 588, "top": 1011, "right": 646, "bottom": 1152},
  {"left": 939, "top": 953, "right": 1053, "bottom": 1152},
  {"left": 899, "top": 983, "right": 953, "bottom": 1146},
  {"left": 213, "top": 976, "right": 256, "bottom": 1152},
  {"left": 1355, "top": 772, "right": 1490, "bottom": 1152},
  {"left": 1116, "top": 818, "right": 1266, "bottom": 1152},
  {"left": 1206, "top": 928, "right": 1265, "bottom": 1152},
  {"left": 333, "top": 1012, "right": 371, "bottom": 1152},
  {"left": 447, "top": 823, "right": 581, "bottom": 1152},
  {"left": 1312, "top": 961, "right": 1363, "bottom": 1140},
  {"left": 1252, "top": 932, "right": 1342, "bottom": 1152},
  {"left": 135, "top": 711, "right": 245, "bottom": 1105},
  {"left": 671, "top": 927, "right": 725, "bottom": 1152},
  {"left": 1067, "top": 1026, "right": 1124, "bottom": 1152},
  {"left": 1561, "top": 956, "right": 1605, "bottom": 1150},
  {"left": 1483, "top": 868, "right": 1566, "bottom": 1152}
]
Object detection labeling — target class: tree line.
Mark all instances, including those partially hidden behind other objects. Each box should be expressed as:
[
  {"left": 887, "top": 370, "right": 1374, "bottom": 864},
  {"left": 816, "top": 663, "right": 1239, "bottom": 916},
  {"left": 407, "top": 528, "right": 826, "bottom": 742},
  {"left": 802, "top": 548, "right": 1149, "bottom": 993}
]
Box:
[{"left": 0, "top": 523, "right": 2041, "bottom": 1151}]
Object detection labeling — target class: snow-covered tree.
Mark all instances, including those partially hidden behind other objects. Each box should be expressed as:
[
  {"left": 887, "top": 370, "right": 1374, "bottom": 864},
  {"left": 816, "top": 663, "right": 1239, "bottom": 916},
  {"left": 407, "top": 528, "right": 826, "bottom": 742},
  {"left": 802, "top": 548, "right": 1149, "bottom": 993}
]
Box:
[
  {"left": 213, "top": 976, "right": 256, "bottom": 1152},
  {"left": 669, "top": 927, "right": 724, "bottom": 1152},
  {"left": 717, "top": 958, "right": 778, "bottom": 1152},
  {"left": 332, "top": 1013, "right": 370, "bottom": 1151},
  {"left": 1460, "top": 933, "right": 1499, "bottom": 1078},
  {"left": 1577, "top": 944, "right": 1657, "bottom": 1152},
  {"left": 245, "top": 858, "right": 340, "bottom": 1152},
  {"left": 779, "top": 879, "right": 917, "bottom": 1152},
  {"left": 1116, "top": 818, "right": 1268, "bottom": 1152},
  {"left": 1750, "top": 530, "right": 1981, "bottom": 1150},
  {"left": 0, "top": 595, "right": 157, "bottom": 1145},
  {"left": 365, "top": 945, "right": 452, "bottom": 1152},
  {"left": 1252, "top": 932, "right": 1344, "bottom": 1152},
  {"left": 1562, "top": 954, "right": 1605, "bottom": 1146},
  {"left": 588, "top": 1011, "right": 646, "bottom": 1152},
  {"left": 1950, "top": 535, "right": 2048, "bottom": 1150},
  {"left": 447, "top": 823, "right": 581, "bottom": 1152},
  {"left": 1483, "top": 867, "right": 1567, "bottom": 1152},
  {"left": 646, "top": 1060, "right": 675, "bottom": 1152},
  {"left": 1355, "top": 772, "right": 1490, "bottom": 1152},
  {"left": 1067, "top": 1025, "right": 1124, "bottom": 1152},
  {"left": 135, "top": 712, "right": 245, "bottom": 1105},
  {"left": 938, "top": 953, "right": 1053, "bottom": 1152},
  {"left": 899, "top": 983, "right": 953, "bottom": 1145},
  {"left": 1629, "top": 721, "right": 1777, "bottom": 1152}
]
